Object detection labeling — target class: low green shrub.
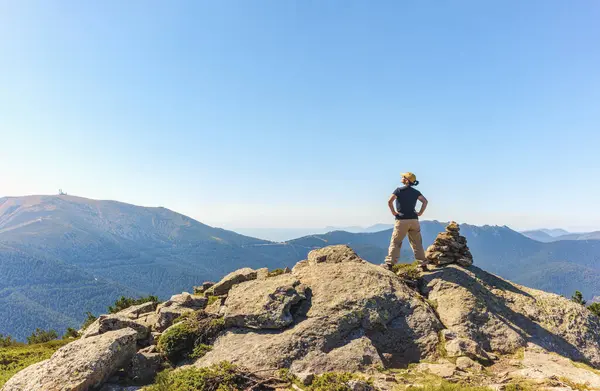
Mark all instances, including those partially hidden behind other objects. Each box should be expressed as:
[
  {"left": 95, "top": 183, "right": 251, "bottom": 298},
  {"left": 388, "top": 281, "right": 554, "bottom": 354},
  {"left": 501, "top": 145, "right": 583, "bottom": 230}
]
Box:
[
  {"left": 308, "top": 372, "right": 373, "bottom": 391},
  {"left": 157, "top": 312, "right": 225, "bottom": 363},
  {"left": 26, "top": 329, "right": 58, "bottom": 345},
  {"left": 108, "top": 295, "right": 159, "bottom": 314},
  {"left": 190, "top": 344, "right": 212, "bottom": 359},
  {"left": 503, "top": 383, "right": 536, "bottom": 391},
  {"left": 144, "top": 362, "right": 247, "bottom": 391},
  {"left": 406, "top": 381, "right": 493, "bottom": 390},
  {"left": 81, "top": 311, "right": 97, "bottom": 331},
  {"left": 62, "top": 328, "right": 79, "bottom": 339},
  {"left": 393, "top": 261, "right": 421, "bottom": 280},
  {"left": 157, "top": 323, "right": 197, "bottom": 363},
  {"left": 0, "top": 334, "right": 19, "bottom": 348}
]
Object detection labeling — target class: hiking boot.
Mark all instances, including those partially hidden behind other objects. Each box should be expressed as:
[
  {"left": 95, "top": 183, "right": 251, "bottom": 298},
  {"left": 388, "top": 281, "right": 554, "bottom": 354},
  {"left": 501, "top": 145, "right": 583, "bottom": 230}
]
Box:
[{"left": 380, "top": 263, "right": 393, "bottom": 271}]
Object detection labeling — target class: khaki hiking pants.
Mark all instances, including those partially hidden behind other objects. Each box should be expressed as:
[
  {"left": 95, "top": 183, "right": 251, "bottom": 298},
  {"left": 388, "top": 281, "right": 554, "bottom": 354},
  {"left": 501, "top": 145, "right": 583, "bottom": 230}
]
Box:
[{"left": 385, "top": 219, "right": 427, "bottom": 266}]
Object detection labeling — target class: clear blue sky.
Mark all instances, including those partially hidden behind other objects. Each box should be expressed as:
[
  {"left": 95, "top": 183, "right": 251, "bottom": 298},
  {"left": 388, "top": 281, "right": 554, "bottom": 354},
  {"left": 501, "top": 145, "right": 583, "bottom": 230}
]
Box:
[{"left": 1, "top": 1, "right": 599, "bottom": 232}]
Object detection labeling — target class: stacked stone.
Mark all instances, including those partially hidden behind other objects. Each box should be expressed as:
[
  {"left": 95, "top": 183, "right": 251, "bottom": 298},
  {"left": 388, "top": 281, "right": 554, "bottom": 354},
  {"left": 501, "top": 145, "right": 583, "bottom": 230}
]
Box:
[{"left": 425, "top": 221, "right": 473, "bottom": 267}]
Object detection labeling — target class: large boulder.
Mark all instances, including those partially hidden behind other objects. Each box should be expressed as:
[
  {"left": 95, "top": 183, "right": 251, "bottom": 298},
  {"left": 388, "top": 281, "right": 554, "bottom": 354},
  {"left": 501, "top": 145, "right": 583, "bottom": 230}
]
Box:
[
  {"left": 154, "top": 292, "right": 207, "bottom": 332},
  {"left": 117, "top": 302, "right": 158, "bottom": 320},
  {"left": 307, "top": 244, "right": 361, "bottom": 265},
  {"left": 209, "top": 268, "right": 258, "bottom": 296},
  {"left": 194, "top": 245, "right": 443, "bottom": 375},
  {"left": 223, "top": 274, "right": 307, "bottom": 329},
  {"left": 421, "top": 264, "right": 600, "bottom": 367},
  {"left": 2, "top": 328, "right": 138, "bottom": 391},
  {"left": 82, "top": 314, "right": 150, "bottom": 341}
]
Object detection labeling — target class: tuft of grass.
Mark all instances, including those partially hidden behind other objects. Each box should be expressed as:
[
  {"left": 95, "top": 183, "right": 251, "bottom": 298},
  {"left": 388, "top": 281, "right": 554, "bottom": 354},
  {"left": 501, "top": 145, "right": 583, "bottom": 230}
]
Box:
[
  {"left": 157, "top": 312, "right": 226, "bottom": 363},
  {"left": 81, "top": 311, "right": 97, "bottom": 331},
  {"left": 157, "top": 323, "right": 197, "bottom": 363},
  {"left": 307, "top": 372, "right": 373, "bottom": 391},
  {"left": 406, "top": 382, "right": 493, "bottom": 390},
  {"left": 503, "top": 380, "right": 539, "bottom": 391},
  {"left": 393, "top": 262, "right": 421, "bottom": 280},
  {"left": 206, "top": 295, "right": 219, "bottom": 306},
  {"left": 512, "top": 348, "right": 525, "bottom": 360},
  {"left": 143, "top": 362, "right": 248, "bottom": 391},
  {"left": 108, "top": 295, "right": 158, "bottom": 314},
  {"left": 0, "top": 339, "right": 71, "bottom": 387},
  {"left": 277, "top": 368, "right": 296, "bottom": 382},
  {"left": 559, "top": 377, "right": 591, "bottom": 390}
]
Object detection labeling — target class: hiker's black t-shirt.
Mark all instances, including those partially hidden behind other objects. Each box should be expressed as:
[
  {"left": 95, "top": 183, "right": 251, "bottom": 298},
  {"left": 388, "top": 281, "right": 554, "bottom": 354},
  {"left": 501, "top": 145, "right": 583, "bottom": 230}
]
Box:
[{"left": 393, "top": 186, "right": 422, "bottom": 220}]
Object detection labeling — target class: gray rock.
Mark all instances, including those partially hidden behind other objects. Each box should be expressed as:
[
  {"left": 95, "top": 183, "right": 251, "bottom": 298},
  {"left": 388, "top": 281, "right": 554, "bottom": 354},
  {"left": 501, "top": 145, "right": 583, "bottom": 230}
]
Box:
[
  {"left": 295, "top": 372, "right": 315, "bottom": 385},
  {"left": 289, "top": 336, "right": 384, "bottom": 375},
  {"left": 2, "top": 328, "right": 138, "bottom": 391},
  {"left": 126, "top": 351, "right": 163, "bottom": 385},
  {"left": 117, "top": 302, "right": 157, "bottom": 320},
  {"left": 99, "top": 385, "right": 141, "bottom": 391},
  {"left": 508, "top": 349, "right": 600, "bottom": 388},
  {"left": 210, "top": 268, "right": 258, "bottom": 296},
  {"left": 456, "top": 257, "right": 473, "bottom": 267},
  {"left": 195, "top": 246, "right": 442, "bottom": 374},
  {"left": 154, "top": 292, "right": 207, "bottom": 332},
  {"left": 154, "top": 306, "right": 194, "bottom": 332},
  {"left": 256, "top": 267, "right": 270, "bottom": 280},
  {"left": 166, "top": 292, "right": 206, "bottom": 308},
  {"left": 307, "top": 245, "right": 361, "bottom": 265},
  {"left": 422, "top": 264, "right": 600, "bottom": 366},
  {"left": 416, "top": 362, "right": 456, "bottom": 378},
  {"left": 223, "top": 275, "right": 306, "bottom": 329},
  {"left": 194, "top": 281, "right": 215, "bottom": 294},
  {"left": 455, "top": 356, "right": 483, "bottom": 372},
  {"left": 346, "top": 379, "right": 374, "bottom": 391},
  {"left": 82, "top": 314, "right": 149, "bottom": 341},
  {"left": 445, "top": 337, "right": 490, "bottom": 361}
]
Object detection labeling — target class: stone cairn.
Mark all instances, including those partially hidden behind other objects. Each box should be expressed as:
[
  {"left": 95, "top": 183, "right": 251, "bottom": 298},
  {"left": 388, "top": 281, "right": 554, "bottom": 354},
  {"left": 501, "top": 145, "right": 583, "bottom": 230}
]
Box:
[{"left": 425, "top": 221, "right": 473, "bottom": 267}]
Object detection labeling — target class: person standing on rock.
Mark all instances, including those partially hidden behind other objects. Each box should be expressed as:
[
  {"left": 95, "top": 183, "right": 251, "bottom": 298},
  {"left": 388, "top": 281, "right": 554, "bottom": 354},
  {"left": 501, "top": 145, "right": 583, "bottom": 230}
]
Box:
[{"left": 383, "top": 172, "right": 429, "bottom": 271}]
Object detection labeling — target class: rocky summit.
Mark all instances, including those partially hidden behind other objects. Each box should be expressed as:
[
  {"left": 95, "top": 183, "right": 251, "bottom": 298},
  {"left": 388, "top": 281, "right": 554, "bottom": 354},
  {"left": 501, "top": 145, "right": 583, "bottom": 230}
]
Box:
[{"left": 4, "top": 240, "right": 600, "bottom": 391}]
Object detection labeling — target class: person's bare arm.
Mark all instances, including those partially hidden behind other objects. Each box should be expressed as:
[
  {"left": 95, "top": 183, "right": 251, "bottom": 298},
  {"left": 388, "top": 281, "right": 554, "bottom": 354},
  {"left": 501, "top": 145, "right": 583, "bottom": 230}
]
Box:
[
  {"left": 388, "top": 194, "right": 398, "bottom": 217},
  {"left": 417, "top": 195, "right": 428, "bottom": 216}
]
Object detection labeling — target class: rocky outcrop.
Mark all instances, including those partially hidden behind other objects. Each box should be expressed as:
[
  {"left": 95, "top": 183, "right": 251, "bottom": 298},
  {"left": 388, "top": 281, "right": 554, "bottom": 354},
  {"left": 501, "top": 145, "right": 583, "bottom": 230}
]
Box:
[
  {"left": 208, "top": 268, "right": 258, "bottom": 296},
  {"left": 223, "top": 275, "right": 308, "bottom": 329},
  {"left": 117, "top": 301, "right": 157, "bottom": 319},
  {"left": 425, "top": 222, "right": 473, "bottom": 267},
  {"left": 421, "top": 264, "right": 600, "bottom": 366},
  {"left": 2, "top": 329, "right": 138, "bottom": 391},
  {"left": 7, "top": 244, "right": 600, "bottom": 391},
  {"left": 82, "top": 314, "right": 150, "bottom": 341},
  {"left": 154, "top": 292, "right": 207, "bottom": 332},
  {"left": 195, "top": 245, "right": 443, "bottom": 374}
]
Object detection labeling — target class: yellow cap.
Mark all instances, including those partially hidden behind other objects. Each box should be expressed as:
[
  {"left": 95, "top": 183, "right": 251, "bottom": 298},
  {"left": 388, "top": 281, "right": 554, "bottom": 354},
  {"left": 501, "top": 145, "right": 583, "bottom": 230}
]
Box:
[{"left": 401, "top": 172, "right": 417, "bottom": 183}]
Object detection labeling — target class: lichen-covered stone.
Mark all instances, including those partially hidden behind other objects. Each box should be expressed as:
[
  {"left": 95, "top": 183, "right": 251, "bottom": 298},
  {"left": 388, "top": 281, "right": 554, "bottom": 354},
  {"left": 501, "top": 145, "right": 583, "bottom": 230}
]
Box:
[
  {"left": 209, "top": 268, "right": 258, "bottom": 296},
  {"left": 422, "top": 264, "right": 600, "bottom": 366},
  {"left": 2, "top": 329, "right": 138, "bottom": 391},
  {"left": 82, "top": 314, "right": 150, "bottom": 341},
  {"left": 195, "top": 245, "right": 443, "bottom": 374}
]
